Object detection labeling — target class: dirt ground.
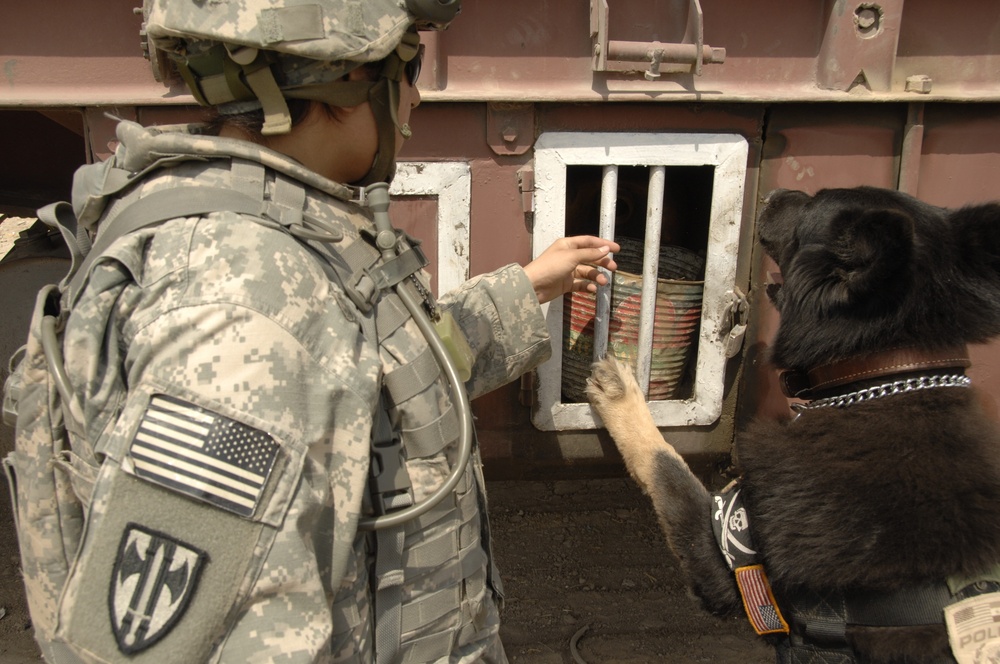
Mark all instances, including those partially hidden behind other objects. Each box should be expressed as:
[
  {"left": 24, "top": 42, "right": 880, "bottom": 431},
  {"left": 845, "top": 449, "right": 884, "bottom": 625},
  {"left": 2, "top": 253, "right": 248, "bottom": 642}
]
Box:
[
  {"left": 489, "top": 478, "right": 771, "bottom": 663},
  {"left": 0, "top": 475, "right": 771, "bottom": 663}
]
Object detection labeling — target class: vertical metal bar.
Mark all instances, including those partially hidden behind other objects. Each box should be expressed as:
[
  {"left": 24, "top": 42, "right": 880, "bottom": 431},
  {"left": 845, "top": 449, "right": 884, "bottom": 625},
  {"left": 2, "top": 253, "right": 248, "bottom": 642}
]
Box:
[
  {"left": 898, "top": 102, "right": 925, "bottom": 196},
  {"left": 637, "top": 166, "right": 665, "bottom": 395},
  {"left": 594, "top": 165, "right": 618, "bottom": 361},
  {"left": 689, "top": 0, "right": 705, "bottom": 76}
]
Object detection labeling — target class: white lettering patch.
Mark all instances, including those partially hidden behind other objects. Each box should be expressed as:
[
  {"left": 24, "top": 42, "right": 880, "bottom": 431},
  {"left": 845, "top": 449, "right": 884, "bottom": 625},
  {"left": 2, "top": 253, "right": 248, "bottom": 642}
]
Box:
[{"left": 944, "top": 592, "right": 1000, "bottom": 664}]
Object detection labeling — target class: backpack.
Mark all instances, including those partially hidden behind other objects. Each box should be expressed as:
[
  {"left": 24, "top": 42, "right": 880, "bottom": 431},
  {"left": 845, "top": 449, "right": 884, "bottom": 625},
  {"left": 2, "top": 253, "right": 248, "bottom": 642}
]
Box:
[{"left": 1, "top": 184, "right": 305, "bottom": 653}]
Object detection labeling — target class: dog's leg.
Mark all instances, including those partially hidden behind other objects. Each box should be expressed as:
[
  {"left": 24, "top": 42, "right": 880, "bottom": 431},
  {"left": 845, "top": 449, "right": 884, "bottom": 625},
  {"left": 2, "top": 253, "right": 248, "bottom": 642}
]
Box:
[{"left": 587, "top": 357, "right": 740, "bottom": 613}]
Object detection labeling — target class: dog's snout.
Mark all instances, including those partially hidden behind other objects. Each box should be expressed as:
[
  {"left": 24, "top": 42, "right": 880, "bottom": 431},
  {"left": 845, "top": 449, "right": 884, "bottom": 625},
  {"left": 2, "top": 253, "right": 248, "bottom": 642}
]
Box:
[
  {"left": 761, "top": 188, "right": 789, "bottom": 212},
  {"left": 763, "top": 189, "right": 786, "bottom": 205}
]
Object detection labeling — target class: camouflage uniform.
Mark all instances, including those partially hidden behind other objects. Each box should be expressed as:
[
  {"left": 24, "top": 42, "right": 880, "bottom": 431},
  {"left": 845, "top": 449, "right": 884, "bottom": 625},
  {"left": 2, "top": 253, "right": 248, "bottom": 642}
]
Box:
[{"left": 37, "top": 119, "right": 550, "bottom": 663}]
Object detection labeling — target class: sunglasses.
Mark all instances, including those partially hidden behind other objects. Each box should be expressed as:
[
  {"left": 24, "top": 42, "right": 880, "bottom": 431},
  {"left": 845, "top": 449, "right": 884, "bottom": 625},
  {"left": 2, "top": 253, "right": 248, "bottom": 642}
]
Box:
[{"left": 405, "top": 44, "right": 425, "bottom": 85}]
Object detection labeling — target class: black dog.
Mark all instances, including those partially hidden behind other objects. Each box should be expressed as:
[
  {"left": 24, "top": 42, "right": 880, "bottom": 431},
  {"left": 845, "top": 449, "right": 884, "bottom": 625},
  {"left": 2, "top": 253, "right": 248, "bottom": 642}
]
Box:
[{"left": 587, "top": 186, "right": 1000, "bottom": 663}]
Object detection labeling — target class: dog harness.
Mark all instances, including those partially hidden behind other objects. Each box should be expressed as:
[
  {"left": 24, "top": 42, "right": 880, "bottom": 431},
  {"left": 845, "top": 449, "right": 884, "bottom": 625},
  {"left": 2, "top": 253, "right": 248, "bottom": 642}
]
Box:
[{"left": 712, "top": 482, "right": 1000, "bottom": 663}]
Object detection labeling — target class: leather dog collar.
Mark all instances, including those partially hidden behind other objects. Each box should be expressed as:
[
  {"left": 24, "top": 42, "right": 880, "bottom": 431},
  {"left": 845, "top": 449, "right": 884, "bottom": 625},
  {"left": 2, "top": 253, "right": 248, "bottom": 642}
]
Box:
[{"left": 780, "top": 345, "right": 971, "bottom": 399}]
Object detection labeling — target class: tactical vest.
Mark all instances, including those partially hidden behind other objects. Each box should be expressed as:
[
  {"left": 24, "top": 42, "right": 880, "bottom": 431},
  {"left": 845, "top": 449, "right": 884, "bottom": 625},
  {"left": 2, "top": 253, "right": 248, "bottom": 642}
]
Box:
[{"left": 3, "top": 121, "right": 499, "bottom": 663}]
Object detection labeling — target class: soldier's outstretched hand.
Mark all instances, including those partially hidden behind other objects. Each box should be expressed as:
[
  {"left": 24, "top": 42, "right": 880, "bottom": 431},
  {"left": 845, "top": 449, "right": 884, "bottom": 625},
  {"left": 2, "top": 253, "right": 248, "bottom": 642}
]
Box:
[{"left": 524, "top": 236, "right": 620, "bottom": 305}]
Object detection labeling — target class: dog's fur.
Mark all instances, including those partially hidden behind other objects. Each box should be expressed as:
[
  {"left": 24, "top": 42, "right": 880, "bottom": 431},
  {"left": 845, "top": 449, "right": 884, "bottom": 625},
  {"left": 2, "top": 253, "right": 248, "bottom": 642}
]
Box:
[{"left": 587, "top": 186, "right": 1000, "bottom": 663}]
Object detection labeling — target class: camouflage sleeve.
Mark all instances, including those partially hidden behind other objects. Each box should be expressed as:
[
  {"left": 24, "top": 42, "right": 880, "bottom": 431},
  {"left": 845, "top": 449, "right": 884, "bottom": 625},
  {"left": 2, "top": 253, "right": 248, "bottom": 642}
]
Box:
[
  {"left": 60, "top": 214, "right": 382, "bottom": 662},
  {"left": 438, "top": 263, "right": 551, "bottom": 399}
]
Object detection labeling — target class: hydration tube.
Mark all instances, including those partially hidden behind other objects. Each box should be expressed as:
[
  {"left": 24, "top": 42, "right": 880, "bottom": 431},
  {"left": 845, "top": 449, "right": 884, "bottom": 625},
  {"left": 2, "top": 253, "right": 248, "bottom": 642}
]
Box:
[{"left": 357, "top": 183, "right": 474, "bottom": 531}]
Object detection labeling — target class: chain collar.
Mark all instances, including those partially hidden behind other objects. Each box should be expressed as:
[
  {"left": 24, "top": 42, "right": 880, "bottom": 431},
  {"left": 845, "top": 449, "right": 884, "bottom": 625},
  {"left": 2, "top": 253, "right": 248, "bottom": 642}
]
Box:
[{"left": 791, "top": 374, "right": 972, "bottom": 412}]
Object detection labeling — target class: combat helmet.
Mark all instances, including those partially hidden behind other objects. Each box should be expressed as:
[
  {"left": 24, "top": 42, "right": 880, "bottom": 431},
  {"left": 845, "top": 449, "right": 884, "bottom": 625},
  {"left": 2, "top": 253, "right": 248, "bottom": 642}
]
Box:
[{"left": 140, "top": 0, "right": 461, "bottom": 185}]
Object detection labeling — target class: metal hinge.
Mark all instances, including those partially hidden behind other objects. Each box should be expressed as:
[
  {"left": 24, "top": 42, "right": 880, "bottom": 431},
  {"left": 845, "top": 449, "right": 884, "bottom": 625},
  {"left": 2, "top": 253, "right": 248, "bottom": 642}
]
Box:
[
  {"left": 723, "top": 287, "right": 749, "bottom": 358},
  {"left": 518, "top": 165, "right": 535, "bottom": 215}
]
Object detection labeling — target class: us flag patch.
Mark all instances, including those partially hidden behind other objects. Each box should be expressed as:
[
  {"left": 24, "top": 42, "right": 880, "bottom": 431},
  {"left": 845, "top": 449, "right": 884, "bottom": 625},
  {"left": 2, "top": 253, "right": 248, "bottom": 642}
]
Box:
[
  {"left": 734, "top": 564, "right": 789, "bottom": 635},
  {"left": 129, "top": 394, "right": 279, "bottom": 517}
]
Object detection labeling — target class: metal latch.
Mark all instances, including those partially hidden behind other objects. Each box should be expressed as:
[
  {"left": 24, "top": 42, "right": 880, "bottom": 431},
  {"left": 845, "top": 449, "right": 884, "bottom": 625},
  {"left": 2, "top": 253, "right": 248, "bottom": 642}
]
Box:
[
  {"left": 723, "top": 287, "right": 749, "bottom": 358},
  {"left": 590, "top": 0, "right": 726, "bottom": 78}
]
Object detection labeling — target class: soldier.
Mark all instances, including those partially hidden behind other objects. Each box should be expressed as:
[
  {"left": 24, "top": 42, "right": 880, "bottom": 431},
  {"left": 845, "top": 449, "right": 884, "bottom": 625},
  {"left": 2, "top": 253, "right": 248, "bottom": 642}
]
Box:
[{"left": 5, "top": 0, "right": 618, "bottom": 662}]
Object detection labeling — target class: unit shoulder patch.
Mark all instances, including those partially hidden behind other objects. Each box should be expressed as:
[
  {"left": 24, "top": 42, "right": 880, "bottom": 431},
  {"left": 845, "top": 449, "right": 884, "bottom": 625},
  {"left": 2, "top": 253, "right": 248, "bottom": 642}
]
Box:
[{"left": 110, "top": 523, "right": 208, "bottom": 654}]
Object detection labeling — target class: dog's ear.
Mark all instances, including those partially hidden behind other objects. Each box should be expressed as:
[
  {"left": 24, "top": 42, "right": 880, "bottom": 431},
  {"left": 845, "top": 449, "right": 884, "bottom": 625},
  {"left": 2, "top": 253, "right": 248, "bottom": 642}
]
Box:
[
  {"left": 948, "top": 203, "right": 1000, "bottom": 338},
  {"left": 951, "top": 203, "right": 1000, "bottom": 282},
  {"left": 822, "top": 208, "right": 915, "bottom": 310}
]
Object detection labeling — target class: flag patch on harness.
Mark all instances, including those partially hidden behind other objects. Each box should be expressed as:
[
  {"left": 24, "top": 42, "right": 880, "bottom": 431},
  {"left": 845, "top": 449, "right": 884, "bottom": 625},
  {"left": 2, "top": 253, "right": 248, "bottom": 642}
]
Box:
[
  {"left": 129, "top": 394, "right": 279, "bottom": 517},
  {"left": 735, "top": 564, "right": 789, "bottom": 635}
]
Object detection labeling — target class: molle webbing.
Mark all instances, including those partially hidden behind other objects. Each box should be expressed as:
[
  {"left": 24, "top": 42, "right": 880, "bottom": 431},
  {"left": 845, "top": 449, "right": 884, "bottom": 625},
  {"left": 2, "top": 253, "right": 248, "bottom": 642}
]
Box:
[
  {"left": 383, "top": 348, "right": 441, "bottom": 407},
  {"left": 375, "top": 293, "right": 411, "bottom": 339},
  {"left": 401, "top": 404, "right": 460, "bottom": 459},
  {"left": 336, "top": 230, "right": 430, "bottom": 313},
  {"left": 374, "top": 458, "right": 488, "bottom": 664}
]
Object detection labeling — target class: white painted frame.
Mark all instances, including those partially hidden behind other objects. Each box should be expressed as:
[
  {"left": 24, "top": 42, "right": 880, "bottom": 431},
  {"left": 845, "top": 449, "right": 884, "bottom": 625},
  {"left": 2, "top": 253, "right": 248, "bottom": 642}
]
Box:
[
  {"left": 390, "top": 161, "right": 472, "bottom": 294},
  {"left": 531, "top": 132, "right": 749, "bottom": 431}
]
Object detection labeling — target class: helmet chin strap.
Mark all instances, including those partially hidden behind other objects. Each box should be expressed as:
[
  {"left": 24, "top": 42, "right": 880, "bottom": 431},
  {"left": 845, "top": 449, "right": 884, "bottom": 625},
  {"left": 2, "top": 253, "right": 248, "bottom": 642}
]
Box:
[
  {"left": 351, "top": 30, "right": 419, "bottom": 187},
  {"left": 352, "top": 76, "right": 406, "bottom": 187}
]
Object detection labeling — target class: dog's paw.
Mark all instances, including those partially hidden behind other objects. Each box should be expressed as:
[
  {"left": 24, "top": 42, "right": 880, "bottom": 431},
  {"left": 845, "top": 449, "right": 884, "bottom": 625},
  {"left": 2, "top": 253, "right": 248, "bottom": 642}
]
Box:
[
  {"left": 586, "top": 356, "right": 628, "bottom": 402},
  {"left": 586, "top": 356, "right": 641, "bottom": 410}
]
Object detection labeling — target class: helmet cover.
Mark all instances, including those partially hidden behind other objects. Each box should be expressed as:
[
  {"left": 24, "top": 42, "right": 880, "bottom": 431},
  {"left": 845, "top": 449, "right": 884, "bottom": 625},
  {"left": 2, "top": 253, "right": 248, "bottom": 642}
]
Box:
[
  {"left": 141, "top": 0, "right": 459, "bottom": 179},
  {"left": 146, "top": 0, "right": 418, "bottom": 64}
]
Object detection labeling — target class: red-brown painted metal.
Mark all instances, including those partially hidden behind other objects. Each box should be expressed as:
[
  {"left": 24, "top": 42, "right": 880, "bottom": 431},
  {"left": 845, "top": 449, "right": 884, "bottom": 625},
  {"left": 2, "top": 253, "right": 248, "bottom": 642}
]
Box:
[{"left": 3, "top": 0, "right": 1000, "bottom": 477}]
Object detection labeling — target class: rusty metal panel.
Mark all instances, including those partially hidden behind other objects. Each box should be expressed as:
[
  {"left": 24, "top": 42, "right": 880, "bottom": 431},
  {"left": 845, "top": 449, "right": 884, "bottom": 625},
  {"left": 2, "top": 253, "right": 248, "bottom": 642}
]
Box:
[
  {"left": 3, "top": 0, "right": 1000, "bottom": 469},
  {"left": 6, "top": 0, "right": 1000, "bottom": 107},
  {"left": 398, "top": 102, "right": 534, "bottom": 279},
  {"left": 0, "top": 0, "right": 166, "bottom": 106},
  {"left": 917, "top": 105, "right": 1000, "bottom": 206},
  {"left": 913, "top": 104, "right": 1000, "bottom": 421},
  {"left": 894, "top": 1, "right": 1000, "bottom": 96},
  {"left": 759, "top": 104, "right": 905, "bottom": 192}
]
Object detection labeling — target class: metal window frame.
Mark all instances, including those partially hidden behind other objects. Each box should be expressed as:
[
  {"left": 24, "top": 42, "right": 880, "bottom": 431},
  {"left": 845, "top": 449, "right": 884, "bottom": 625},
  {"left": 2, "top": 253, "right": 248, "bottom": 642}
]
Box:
[
  {"left": 530, "top": 132, "right": 748, "bottom": 431},
  {"left": 390, "top": 161, "right": 471, "bottom": 294}
]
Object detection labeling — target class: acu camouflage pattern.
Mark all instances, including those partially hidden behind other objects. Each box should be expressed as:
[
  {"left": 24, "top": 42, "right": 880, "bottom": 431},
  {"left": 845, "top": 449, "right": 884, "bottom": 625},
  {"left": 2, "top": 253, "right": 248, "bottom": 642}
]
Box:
[
  {"left": 145, "top": 0, "right": 430, "bottom": 93},
  {"left": 2, "top": 285, "right": 87, "bottom": 654},
  {"left": 7, "top": 120, "right": 550, "bottom": 663},
  {"left": 146, "top": 0, "right": 418, "bottom": 62}
]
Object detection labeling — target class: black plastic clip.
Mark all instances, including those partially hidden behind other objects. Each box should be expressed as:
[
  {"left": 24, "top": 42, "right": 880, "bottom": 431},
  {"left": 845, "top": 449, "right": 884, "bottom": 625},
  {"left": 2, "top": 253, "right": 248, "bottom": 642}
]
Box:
[{"left": 368, "top": 397, "right": 414, "bottom": 516}]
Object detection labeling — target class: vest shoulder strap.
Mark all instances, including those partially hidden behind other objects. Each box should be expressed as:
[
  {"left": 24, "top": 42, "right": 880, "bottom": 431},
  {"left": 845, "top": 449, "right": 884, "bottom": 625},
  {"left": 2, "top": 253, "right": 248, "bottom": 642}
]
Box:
[{"left": 62, "top": 186, "right": 269, "bottom": 306}]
